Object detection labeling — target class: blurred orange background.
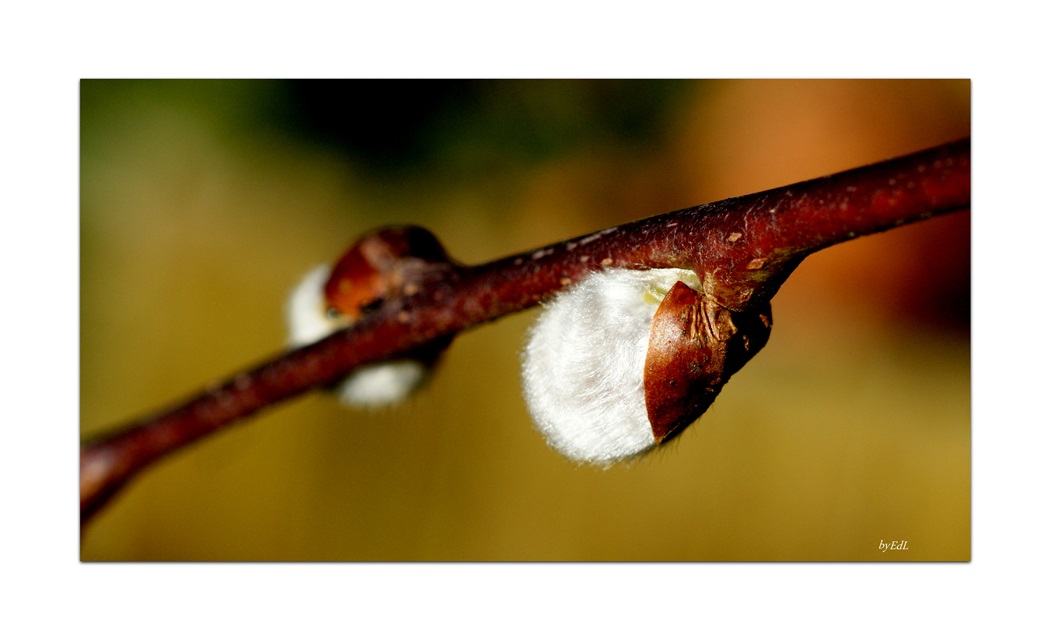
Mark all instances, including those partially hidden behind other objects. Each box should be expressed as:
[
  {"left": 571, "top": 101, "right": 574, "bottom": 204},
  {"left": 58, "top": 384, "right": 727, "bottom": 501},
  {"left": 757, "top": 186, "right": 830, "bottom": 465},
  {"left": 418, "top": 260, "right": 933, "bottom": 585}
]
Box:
[{"left": 81, "top": 79, "right": 969, "bottom": 560}]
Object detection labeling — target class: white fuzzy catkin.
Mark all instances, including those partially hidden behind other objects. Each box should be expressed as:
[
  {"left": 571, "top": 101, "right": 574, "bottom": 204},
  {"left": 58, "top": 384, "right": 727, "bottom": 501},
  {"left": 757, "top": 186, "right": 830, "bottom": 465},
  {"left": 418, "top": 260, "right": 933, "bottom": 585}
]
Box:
[
  {"left": 521, "top": 267, "right": 701, "bottom": 465},
  {"left": 286, "top": 265, "right": 427, "bottom": 407}
]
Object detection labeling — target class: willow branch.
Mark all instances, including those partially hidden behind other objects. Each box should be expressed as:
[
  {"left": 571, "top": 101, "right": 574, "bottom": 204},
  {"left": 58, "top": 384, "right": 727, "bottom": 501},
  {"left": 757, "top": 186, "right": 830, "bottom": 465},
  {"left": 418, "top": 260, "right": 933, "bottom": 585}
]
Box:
[{"left": 81, "top": 138, "right": 971, "bottom": 525}]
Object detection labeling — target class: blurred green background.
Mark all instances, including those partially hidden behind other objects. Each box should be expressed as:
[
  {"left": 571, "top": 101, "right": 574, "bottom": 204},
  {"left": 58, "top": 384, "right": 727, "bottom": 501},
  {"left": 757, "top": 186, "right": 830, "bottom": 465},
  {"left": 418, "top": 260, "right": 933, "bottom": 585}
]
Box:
[{"left": 81, "top": 79, "right": 970, "bottom": 561}]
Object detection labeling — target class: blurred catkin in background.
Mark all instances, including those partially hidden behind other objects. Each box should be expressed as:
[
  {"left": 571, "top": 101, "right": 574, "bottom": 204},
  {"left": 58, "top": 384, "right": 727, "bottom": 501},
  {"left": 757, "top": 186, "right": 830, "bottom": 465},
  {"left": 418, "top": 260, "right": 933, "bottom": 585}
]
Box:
[{"left": 81, "top": 80, "right": 969, "bottom": 560}]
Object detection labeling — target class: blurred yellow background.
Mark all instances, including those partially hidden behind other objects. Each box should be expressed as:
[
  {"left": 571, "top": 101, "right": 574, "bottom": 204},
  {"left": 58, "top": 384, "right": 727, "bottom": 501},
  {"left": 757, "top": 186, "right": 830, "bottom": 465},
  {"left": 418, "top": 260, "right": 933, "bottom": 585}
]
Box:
[{"left": 81, "top": 79, "right": 969, "bottom": 561}]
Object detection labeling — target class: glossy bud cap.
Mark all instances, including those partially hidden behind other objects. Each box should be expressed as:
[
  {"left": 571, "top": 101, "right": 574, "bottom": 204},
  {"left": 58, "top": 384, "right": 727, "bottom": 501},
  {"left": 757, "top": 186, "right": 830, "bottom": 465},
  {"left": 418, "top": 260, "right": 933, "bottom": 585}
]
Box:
[
  {"left": 644, "top": 281, "right": 772, "bottom": 443},
  {"left": 324, "top": 226, "right": 453, "bottom": 321}
]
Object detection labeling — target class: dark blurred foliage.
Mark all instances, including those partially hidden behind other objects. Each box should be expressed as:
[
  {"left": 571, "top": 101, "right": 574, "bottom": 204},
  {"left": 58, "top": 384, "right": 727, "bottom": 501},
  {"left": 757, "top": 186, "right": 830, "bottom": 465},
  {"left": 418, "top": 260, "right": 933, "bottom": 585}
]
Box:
[
  {"left": 271, "top": 80, "right": 691, "bottom": 177},
  {"left": 897, "top": 214, "right": 970, "bottom": 333}
]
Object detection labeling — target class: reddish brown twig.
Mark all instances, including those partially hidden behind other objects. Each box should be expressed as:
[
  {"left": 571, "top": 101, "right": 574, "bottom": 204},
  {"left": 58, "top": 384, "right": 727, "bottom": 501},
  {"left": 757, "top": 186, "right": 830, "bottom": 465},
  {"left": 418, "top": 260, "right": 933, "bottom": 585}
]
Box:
[{"left": 81, "top": 138, "right": 970, "bottom": 526}]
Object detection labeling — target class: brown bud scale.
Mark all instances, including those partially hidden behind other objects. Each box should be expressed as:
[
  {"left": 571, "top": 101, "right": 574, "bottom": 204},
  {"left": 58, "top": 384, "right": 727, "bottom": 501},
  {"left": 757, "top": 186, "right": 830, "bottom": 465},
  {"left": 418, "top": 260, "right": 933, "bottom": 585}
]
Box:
[
  {"left": 324, "top": 226, "right": 454, "bottom": 321},
  {"left": 644, "top": 281, "right": 772, "bottom": 443}
]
